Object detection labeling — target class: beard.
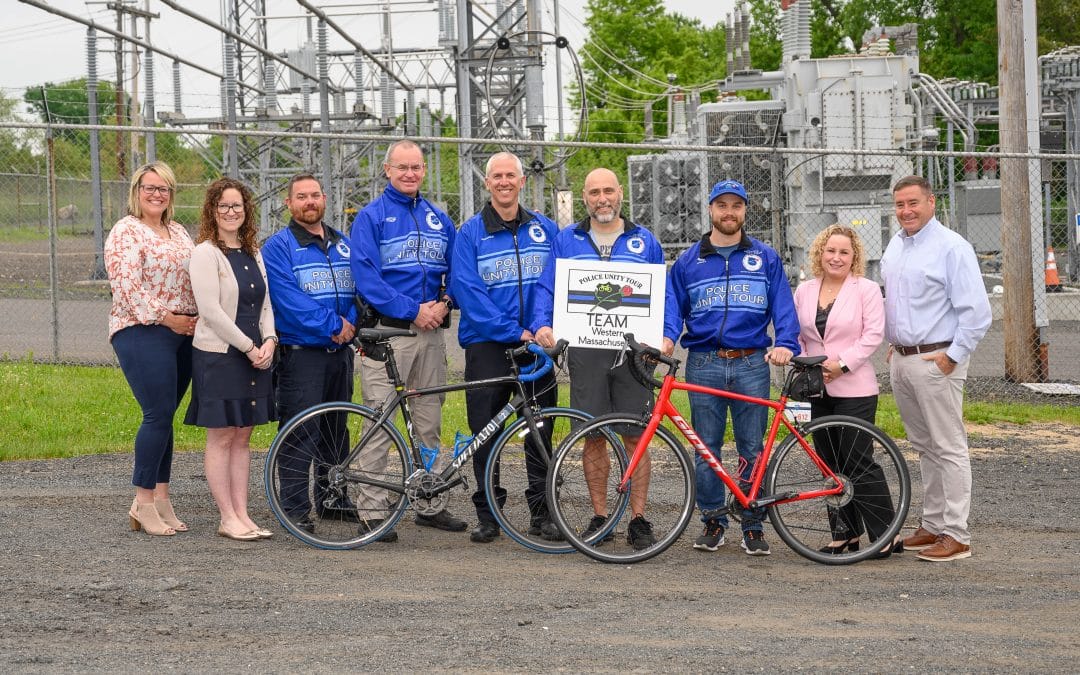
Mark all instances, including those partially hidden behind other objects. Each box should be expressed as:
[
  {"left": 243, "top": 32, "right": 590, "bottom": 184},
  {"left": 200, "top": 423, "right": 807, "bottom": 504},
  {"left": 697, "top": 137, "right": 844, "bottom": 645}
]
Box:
[
  {"left": 291, "top": 203, "right": 325, "bottom": 227},
  {"left": 588, "top": 198, "right": 621, "bottom": 224},
  {"left": 711, "top": 213, "right": 743, "bottom": 237}
]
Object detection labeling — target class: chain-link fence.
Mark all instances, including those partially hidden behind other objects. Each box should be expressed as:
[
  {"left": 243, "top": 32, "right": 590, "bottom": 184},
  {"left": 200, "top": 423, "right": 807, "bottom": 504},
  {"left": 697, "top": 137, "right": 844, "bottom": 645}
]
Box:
[{"left": 1, "top": 122, "right": 1077, "bottom": 400}]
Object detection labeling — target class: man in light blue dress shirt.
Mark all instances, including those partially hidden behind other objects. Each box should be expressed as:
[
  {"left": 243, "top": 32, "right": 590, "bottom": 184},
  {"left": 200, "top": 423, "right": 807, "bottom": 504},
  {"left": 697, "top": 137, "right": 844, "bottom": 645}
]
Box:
[{"left": 881, "top": 175, "right": 991, "bottom": 562}]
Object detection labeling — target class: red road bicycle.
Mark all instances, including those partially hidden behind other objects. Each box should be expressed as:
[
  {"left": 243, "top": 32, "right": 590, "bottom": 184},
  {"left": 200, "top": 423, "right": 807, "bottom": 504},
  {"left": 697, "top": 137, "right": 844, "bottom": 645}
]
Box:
[{"left": 547, "top": 334, "right": 910, "bottom": 564}]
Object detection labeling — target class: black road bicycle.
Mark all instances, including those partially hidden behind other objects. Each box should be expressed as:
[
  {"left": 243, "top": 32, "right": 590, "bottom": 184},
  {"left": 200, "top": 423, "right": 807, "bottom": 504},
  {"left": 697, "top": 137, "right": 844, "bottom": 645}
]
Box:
[{"left": 264, "top": 327, "right": 591, "bottom": 552}]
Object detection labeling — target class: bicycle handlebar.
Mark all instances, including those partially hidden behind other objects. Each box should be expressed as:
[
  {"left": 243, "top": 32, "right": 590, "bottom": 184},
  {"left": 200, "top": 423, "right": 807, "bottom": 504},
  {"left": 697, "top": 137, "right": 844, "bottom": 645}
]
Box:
[
  {"left": 623, "top": 333, "right": 679, "bottom": 389},
  {"left": 511, "top": 339, "right": 569, "bottom": 383}
]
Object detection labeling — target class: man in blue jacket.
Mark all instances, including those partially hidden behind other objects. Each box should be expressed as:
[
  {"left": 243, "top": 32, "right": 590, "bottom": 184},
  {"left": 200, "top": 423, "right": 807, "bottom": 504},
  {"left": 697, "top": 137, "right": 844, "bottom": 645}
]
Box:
[
  {"left": 533, "top": 167, "right": 665, "bottom": 551},
  {"left": 451, "top": 151, "right": 559, "bottom": 543},
  {"left": 262, "top": 174, "right": 358, "bottom": 535},
  {"left": 350, "top": 140, "right": 466, "bottom": 537},
  {"left": 662, "top": 179, "right": 798, "bottom": 556}
]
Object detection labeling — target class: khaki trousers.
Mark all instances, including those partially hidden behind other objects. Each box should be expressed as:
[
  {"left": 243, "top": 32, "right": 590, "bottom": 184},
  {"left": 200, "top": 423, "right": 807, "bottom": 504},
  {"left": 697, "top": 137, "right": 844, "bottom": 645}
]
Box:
[
  {"left": 889, "top": 350, "right": 972, "bottom": 544},
  {"left": 354, "top": 326, "right": 448, "bottom": 517}
]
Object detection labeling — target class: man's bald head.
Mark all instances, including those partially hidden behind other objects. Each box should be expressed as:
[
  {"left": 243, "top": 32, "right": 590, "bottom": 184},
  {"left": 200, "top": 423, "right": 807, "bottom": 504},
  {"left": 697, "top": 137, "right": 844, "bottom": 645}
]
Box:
[{"left": 582, "top": 168, "right": 623, "bottom": 226}]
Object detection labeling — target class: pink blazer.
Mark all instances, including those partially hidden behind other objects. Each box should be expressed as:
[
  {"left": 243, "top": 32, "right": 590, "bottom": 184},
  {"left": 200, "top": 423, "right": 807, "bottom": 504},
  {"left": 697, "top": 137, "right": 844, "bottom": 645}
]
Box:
[{"left": 793, "top": 275, "right": 884, "bottom": 398}]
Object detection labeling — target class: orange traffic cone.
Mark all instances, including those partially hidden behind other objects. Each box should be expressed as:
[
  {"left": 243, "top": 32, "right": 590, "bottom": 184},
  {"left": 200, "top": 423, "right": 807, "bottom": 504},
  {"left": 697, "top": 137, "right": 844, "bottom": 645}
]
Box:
[{"left": 1045, "top": 247, "right": 1062, "bottom": 293}]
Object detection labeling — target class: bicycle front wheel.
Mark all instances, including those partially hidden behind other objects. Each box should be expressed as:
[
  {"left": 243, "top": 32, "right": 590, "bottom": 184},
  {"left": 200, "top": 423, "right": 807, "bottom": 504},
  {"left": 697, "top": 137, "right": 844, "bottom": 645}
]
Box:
[
  {"left": 485, "top": 407, "right": 593, "bottom": 554},
  {"left": 265, "top": 402, "right": 411, "bottom": 550},
  {"left": 548, "top": 414, "right": 695, "bottom": 564},
  {"left": 765, "top": 415, "right": 910, "bottom": 565}
]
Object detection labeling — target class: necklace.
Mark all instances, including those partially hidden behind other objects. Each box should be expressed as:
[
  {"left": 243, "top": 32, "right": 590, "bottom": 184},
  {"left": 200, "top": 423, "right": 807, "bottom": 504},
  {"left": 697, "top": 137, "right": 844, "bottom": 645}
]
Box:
[{"left": 819, "top": 281, "right": 842, "bottom": 308}]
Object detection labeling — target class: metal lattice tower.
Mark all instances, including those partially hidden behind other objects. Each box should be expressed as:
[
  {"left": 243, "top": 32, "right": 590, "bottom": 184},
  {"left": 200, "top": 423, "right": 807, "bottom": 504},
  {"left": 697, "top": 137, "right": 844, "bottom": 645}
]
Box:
[
  {"left": 452, "top": 0, "right": 547, "bottom": 217},
  {"left": 225, "top": 0, "right": 268, "bottom": 117},
  {"left": 153, "top": 0, "right": 546, "bottom": 225}
]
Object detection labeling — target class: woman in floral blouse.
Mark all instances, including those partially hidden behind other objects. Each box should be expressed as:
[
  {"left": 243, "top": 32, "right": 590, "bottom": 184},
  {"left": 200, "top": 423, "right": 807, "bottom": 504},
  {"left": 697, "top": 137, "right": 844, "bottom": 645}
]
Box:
[{"left": 106, "top": 161, "right": 198, "bottom": 537}]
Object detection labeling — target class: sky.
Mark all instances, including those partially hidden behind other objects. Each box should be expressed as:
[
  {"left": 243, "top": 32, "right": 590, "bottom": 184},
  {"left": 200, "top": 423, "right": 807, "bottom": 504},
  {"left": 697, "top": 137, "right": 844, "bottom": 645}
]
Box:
[{"left": 1, "top": 0, "right": 734, "bottom": 129}]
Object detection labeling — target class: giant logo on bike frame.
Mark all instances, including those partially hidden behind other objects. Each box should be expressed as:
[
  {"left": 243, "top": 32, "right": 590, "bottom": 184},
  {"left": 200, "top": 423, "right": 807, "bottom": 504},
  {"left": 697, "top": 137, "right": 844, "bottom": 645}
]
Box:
[{"left": 552, "top": 259, "right": 666, "bottom": 349}]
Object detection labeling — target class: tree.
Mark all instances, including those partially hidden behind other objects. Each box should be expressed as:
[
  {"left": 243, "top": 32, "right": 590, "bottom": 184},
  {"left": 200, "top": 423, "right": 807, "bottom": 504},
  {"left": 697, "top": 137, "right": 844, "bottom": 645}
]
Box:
[
  {"left": 576, "top": 0, "right": 727, "bottom": 145},
  {"left": 23, "top": 79, "right": 122, "bottom": 137},
  {"left": 746, "top": 0, "right": 1080, "bottom": 87},
  {"left": 0, "top": 91, "right": 38, "bottom": 174},
  {"left": 1036, "top": 0, "right": 1080, "bottom": 54}
]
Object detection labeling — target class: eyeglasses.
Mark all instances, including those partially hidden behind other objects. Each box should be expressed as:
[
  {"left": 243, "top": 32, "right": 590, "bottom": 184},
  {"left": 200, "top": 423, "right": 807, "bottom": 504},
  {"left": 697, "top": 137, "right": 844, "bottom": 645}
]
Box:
[
  {"left": 139, "top": 185, "right": 172, "bottom": 196},
  {"left": 216, "top": 203, "right": 244, "bottom": 214},
  {"left": 387, "top": 163, "right": 425, "bottom": 174}
]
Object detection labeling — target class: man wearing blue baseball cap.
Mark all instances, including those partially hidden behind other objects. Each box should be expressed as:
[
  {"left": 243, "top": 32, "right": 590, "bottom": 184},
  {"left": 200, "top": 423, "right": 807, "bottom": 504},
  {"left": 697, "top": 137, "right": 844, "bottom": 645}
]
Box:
[{"left": 662, "top": 179, "right": 799, "bottom": 556}]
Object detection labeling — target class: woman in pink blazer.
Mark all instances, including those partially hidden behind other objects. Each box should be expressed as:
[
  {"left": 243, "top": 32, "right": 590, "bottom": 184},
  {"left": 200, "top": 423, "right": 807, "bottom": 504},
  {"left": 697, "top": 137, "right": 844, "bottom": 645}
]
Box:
[{"left": 793, "top": 224, "right": 900, "bottom": 558}]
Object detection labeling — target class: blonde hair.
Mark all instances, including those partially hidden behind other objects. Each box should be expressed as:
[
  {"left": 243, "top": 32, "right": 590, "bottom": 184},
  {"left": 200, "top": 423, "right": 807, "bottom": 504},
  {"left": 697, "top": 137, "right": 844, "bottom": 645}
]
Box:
[
  {"left": 808, "top": 223, "right": 866, "bottom": 278},
  {"left": 127, "top": 161, "right": 178, "bottom": 227}
]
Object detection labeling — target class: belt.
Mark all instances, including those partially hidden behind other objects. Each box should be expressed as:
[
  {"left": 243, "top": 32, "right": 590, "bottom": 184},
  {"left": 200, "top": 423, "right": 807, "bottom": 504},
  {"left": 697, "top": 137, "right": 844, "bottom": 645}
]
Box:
[
  {"left": 715, "top": 347, "right": 757, "bottom": 359},
  {"left": 893, "top": 341, "right": 951, "bottom": 356},
  {"left": 378, "top": 317, "right": 412, "bottom": 330},
  {"left": 281, "top": 344, "right": 346, "bottom": 354}
]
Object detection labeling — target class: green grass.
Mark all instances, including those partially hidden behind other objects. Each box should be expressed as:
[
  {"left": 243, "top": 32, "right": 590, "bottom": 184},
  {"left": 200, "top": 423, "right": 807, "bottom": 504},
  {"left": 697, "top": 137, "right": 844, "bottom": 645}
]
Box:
[
  {"left": 2, "top": 360, "right": 1078, "bottom": 461},
  {"left": 0, "top": 225, "right": 88, "bottom": 243}
]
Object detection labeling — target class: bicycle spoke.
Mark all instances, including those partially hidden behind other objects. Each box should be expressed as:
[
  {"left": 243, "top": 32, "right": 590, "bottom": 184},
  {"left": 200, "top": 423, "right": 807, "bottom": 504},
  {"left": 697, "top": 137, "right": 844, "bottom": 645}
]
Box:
[
  {"left": 486, "top": 408, "right": 591, "bottom": 554},
  {"left": 549, "top": 414, "right": 695, "bottom": 564},
  {"left": 265, "top": 403, "right": 410, "bottom": 549},
  {"left": 765, "top": 415, "right": 910, "bottom": 564}
]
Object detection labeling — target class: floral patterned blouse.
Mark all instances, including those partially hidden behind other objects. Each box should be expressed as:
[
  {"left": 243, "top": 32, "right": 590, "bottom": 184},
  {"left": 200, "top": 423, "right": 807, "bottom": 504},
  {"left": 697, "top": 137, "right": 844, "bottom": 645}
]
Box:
[{"left": 105, "top": 214, "right": 197, "bottom": 338}]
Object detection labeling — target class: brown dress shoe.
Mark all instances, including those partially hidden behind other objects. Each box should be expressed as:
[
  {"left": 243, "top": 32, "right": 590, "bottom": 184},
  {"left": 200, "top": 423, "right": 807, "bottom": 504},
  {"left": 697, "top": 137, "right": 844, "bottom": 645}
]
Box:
[
  {"left": 902, "top": 527, "right": 938, "bottom": 551},
  {"left": 916, "top": 534, "right": 971, "bottom": 561}
]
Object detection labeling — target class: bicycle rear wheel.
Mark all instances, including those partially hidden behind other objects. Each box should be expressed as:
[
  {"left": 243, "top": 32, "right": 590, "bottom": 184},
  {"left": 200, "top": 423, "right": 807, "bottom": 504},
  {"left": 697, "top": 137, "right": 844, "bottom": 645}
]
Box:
[
  {"left": 485, "top": 407, "right": 593, "bottom": 554},
  {"left": 548, "top": 414, "right": 695, "bottom": 564},
  {"left": 765, "top": 415, "right": 910, "bottom": 565},
  {"left": 265, "top": 402, "right": 410, "bottom": 550}
]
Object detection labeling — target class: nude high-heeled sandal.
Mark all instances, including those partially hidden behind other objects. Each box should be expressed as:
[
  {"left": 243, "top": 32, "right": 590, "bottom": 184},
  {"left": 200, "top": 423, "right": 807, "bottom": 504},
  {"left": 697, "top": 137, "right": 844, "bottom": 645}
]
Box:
[
  {"left": 129, "top": 499, "right": 176, "bottom": 536},
  {"left": 154, "top": 499, "right": 189, "bottom": 532}
]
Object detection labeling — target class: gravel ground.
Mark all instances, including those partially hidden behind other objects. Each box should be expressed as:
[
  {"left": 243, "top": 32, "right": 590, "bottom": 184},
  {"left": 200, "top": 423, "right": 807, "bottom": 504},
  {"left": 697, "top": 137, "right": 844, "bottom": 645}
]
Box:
[{"left": 1, "top": 422, "right": 1078, "bottom": 672}]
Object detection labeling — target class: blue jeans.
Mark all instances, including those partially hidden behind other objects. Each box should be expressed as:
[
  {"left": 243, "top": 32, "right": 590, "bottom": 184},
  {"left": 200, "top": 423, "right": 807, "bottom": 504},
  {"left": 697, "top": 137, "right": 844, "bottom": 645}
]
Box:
[
  {"left": 112, "top": 324, "right": 193, "bottom": 489},
  {"left": 685, "top": 349, "right": 770, "bottom": 532}
]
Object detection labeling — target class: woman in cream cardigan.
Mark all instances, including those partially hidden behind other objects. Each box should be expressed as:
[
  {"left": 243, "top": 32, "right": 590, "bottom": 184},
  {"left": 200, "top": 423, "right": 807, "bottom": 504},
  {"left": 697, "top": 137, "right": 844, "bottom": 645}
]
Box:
[
  {"left": 185, "top": 178, "right": 277, "bottom": 541},
  {"left": 793, "top": 223, "right": 900, "bottom": 558}
]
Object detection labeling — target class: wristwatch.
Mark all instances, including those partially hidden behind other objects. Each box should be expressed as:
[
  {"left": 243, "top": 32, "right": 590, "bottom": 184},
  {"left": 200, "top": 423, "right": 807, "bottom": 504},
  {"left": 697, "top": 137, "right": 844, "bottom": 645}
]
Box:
[
  {"left": 837, "top": 358, "right": 850, "bottom": 374},
  {"left": 442, "top": 297, "right": 454, "bottom": 311}
]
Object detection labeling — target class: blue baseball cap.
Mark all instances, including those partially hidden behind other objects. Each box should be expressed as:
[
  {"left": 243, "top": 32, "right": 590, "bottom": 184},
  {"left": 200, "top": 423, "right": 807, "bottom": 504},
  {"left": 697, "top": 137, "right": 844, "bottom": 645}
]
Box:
[{"left": 708, "top": 179, "right": 748, "bottom": 204}]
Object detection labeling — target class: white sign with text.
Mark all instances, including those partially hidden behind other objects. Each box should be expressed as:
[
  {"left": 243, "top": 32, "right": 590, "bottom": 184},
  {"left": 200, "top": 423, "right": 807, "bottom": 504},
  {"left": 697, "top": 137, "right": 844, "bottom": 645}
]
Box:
[{"left": 552, "top": 259, "right": 667, "bottom": 350}]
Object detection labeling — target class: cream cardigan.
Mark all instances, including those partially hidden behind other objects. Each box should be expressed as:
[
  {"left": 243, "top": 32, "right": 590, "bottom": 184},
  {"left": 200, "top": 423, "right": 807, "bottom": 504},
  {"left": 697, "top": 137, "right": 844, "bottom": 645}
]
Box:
[{"left": 190, "top": 241, "right": 276, "bottom": 354}]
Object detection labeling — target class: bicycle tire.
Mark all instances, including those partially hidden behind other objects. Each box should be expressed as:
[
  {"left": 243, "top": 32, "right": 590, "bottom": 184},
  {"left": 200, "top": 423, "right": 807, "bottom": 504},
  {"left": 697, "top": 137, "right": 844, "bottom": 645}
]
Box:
[
  {"left": 765, "top": 415, "right": 911, "bottom": 565},
  {"left": 548, "top": 413, "right": 696, "bottom": 564},
  {"left": 265, "top": 402, "right": 411, "bottom": 550},
  {"left": 485, "top": 407, "right": 594, "bottom": 554}
]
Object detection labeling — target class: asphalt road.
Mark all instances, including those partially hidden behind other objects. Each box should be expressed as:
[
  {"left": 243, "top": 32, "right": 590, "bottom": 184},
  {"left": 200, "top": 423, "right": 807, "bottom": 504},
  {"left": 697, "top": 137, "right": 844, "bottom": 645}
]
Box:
[{"left": 0, "top": 422, "right": 1077, "bottom": 671}]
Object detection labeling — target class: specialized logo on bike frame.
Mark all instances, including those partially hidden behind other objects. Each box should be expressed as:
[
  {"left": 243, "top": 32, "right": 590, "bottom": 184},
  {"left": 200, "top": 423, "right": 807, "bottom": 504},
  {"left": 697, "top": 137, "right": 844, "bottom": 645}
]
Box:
[{"left": 566, "top": 268, "right": 653, "bottom": 317}]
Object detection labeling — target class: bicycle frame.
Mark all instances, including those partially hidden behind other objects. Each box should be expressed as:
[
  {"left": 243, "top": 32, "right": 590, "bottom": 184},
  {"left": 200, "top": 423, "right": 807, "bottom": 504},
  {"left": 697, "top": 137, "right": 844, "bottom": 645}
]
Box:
[
  {"left": 337, "top": 357, "right": 554, "bottom": 500},
  {"left": 619, "top": 373, "right": 846, "bottom": 511}
]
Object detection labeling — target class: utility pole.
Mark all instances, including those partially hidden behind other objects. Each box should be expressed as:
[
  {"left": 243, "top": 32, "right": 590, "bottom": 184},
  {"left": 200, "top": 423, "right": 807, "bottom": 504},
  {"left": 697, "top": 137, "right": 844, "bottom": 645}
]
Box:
[
  {"left": 998, "top": 0, "right": 1041, "bottom": 381},
  {"left": 104, "top": 1, "right": 159, "bottom": 173},
  {"left": 112, "top": 2, "right": 127, "bottom": 179},
  {"left": 129, "top": 9, "right": 140, "bottom": 167}
]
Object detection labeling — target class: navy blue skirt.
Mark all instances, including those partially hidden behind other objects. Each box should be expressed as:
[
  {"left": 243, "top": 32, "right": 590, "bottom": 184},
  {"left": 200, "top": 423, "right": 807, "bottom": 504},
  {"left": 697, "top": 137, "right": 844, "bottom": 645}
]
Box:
[{"left": 184, "top": 347, "right": 275, "bottom": 428}]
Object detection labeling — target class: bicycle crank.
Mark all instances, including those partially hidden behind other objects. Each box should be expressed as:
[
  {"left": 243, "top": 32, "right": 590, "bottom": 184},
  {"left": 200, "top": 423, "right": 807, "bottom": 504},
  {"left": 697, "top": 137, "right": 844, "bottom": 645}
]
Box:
[{"left": 404, "top": 470, "right": 450, "bottom": 516}]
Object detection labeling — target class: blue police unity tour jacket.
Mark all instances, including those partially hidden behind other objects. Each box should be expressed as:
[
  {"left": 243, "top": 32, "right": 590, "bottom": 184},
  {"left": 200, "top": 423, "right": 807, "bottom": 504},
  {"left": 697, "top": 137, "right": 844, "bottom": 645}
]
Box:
[
  {"left": 261, "top": 220, "right": 357, "bottom": 349},
  {"left": 451, "top": 204, "right": 557, "bottom": 347},
  {"left": 349, "top": 184, "right": 456, "bottom": 323},
  {"left": 530, "top": 219, "right": 664, "bottom": 333},
  {"left": 665, "top": 232, "right": 800, "bottom": 353}
]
